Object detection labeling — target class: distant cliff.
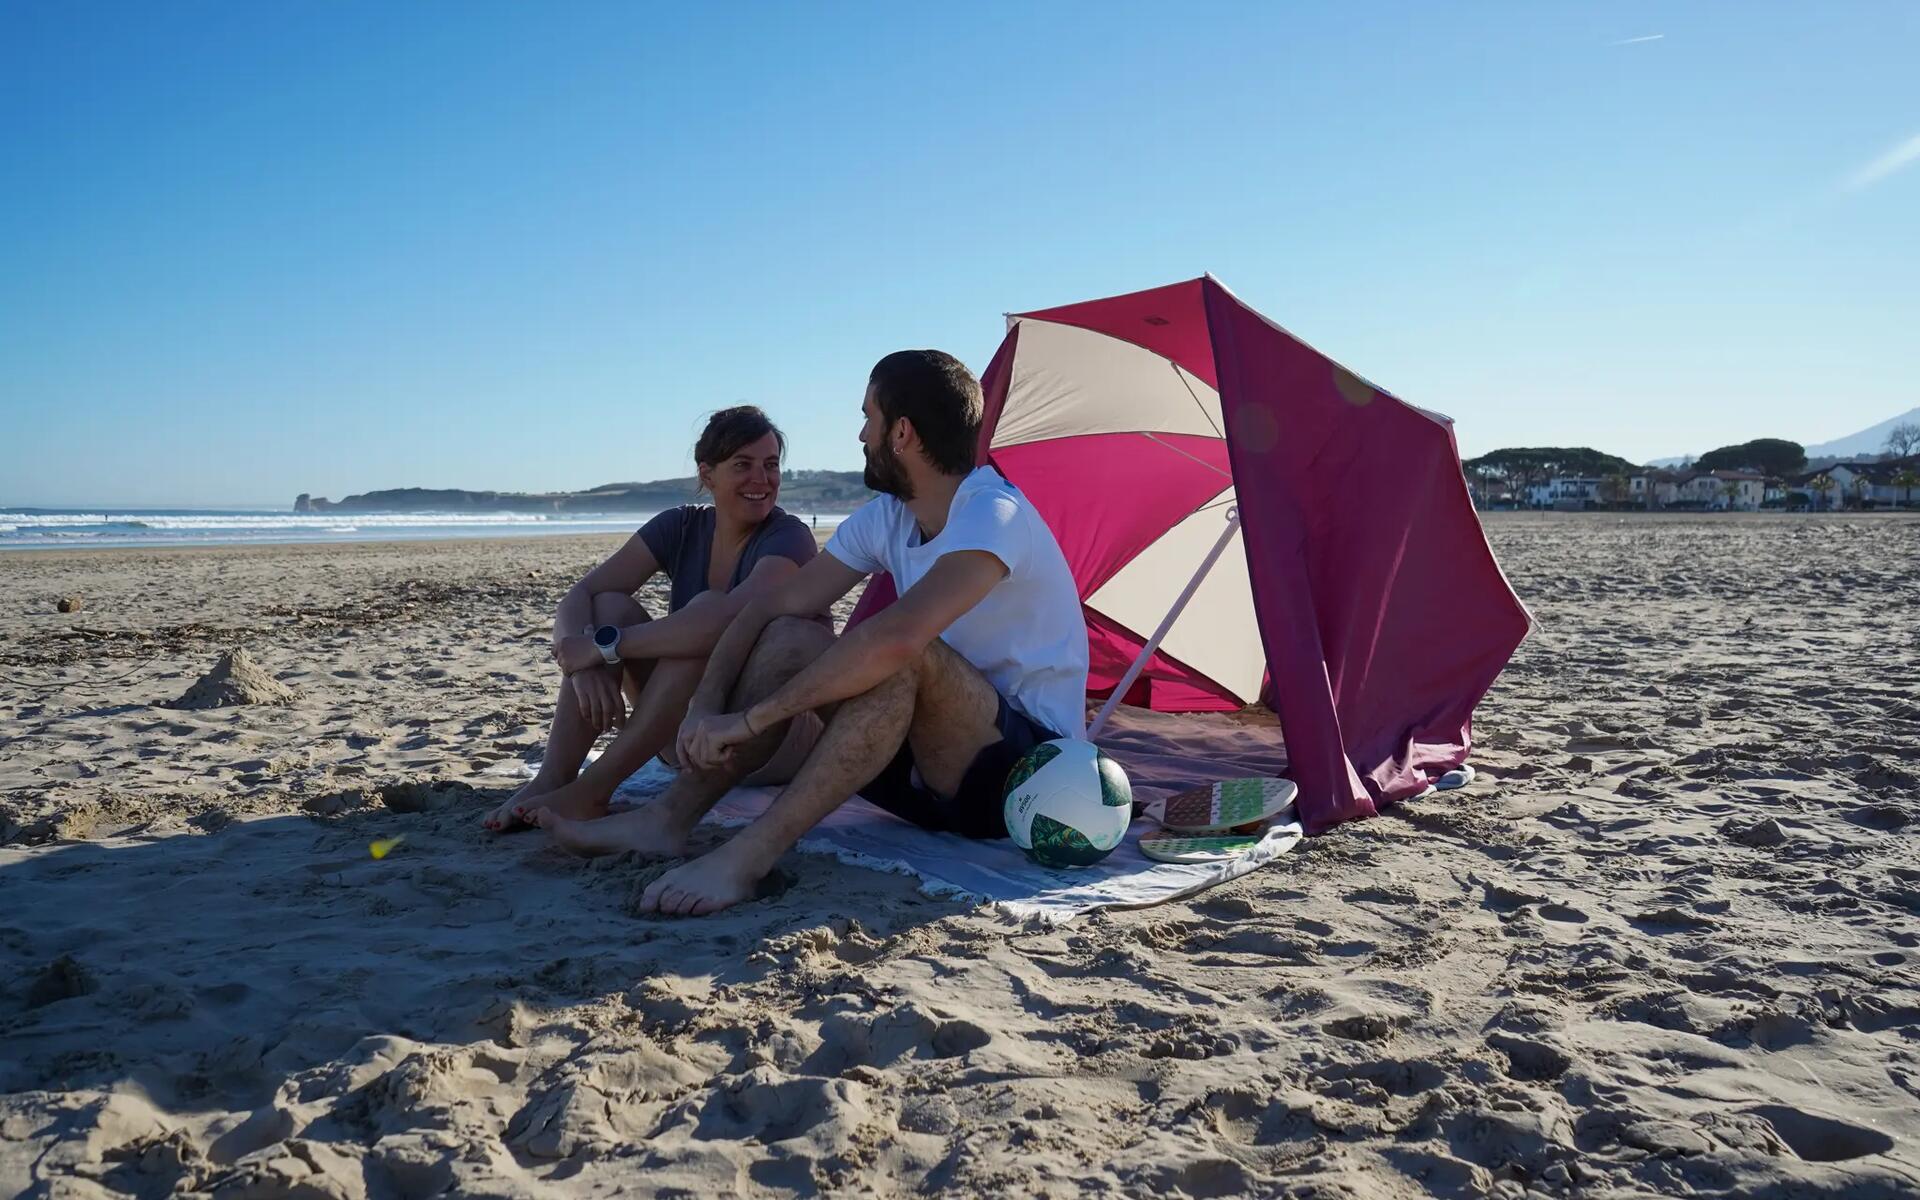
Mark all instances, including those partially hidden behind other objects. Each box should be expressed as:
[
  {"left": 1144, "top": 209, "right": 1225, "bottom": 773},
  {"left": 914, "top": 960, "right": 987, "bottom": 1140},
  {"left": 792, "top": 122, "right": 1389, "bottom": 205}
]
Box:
[{"left": 294, "top": 469, "right": 872, "bottom": 515}]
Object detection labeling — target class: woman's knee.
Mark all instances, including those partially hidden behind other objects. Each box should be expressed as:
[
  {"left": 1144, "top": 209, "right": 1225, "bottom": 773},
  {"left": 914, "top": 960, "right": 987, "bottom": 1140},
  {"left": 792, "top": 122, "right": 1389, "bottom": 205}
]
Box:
[{"left": 590, "top": 591, "right": 649, "bottom": 626}]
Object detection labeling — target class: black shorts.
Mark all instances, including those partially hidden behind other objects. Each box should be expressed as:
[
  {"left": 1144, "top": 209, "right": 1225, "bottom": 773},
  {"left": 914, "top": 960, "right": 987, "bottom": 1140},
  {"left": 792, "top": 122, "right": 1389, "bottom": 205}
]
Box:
[{"left": 856, "top": 693, "right": 1061, "bottom": 840}]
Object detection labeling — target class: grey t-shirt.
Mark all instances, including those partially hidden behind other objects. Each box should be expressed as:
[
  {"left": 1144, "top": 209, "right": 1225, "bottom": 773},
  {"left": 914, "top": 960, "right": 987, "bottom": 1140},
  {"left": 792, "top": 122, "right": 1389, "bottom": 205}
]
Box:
[{"left": 638, "top": 505, "right": 816, "bottom": 612}]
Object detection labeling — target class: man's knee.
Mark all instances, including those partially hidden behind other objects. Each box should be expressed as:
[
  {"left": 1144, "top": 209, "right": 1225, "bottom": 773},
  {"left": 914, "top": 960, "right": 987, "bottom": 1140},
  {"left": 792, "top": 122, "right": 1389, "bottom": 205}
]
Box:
[
  {"left": 763, "top": 614, "right": 831, "bottom": 652},
  {"left": 736, "top": 616, "right": 832, "bottom": 698}
]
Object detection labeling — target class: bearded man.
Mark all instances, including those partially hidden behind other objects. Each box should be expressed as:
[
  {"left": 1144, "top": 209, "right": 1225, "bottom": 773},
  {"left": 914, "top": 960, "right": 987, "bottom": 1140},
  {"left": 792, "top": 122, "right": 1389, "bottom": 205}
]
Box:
[{"left": 534, "top": 350, "right": 1089, "bottom": 915}]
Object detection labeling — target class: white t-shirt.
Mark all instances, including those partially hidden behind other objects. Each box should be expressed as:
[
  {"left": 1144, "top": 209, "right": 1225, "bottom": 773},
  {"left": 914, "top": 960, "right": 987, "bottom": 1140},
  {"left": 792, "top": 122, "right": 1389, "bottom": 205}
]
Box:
[{"left": 826, "top": 467, "right": 1088, "bottom": 738}]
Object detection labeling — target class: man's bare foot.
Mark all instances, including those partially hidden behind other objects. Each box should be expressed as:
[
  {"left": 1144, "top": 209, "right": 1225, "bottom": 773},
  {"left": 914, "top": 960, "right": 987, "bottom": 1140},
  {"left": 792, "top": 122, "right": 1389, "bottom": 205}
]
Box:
[
  {"left": 534, "top": 805, "right": 694, "bottom": 859},
  {"left": 483, "top": 775, "right": 569, "bottom": 832},
  {"left": 633, "top": 838, "right": 769, "bottom": 916}
]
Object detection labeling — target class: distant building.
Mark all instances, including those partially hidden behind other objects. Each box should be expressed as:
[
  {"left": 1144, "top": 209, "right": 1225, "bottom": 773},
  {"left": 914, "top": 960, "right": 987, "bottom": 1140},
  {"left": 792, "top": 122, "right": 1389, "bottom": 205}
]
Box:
[
  {"left": 1628, "top": 469, "right": 1682, "bottom": 508},
  {"left": 1851, "top": 456, "right": 1920, "bottom": 507},
  {"left": 1786, "top": 457, "right": 1920, "bottom": 508},
  {"left": 1707, "top": 470, "right": 1766, "bottom": 511},
  {"left": 1526, "top": 476, "right": 1602, "bottom": 509}
]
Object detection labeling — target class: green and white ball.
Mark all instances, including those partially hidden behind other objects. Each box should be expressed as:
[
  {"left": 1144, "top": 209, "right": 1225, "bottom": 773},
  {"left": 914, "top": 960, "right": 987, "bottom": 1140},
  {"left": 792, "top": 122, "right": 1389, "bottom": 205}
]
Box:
[{"left": 1002, "top": 739, "right": 1133, "bottom": 867}]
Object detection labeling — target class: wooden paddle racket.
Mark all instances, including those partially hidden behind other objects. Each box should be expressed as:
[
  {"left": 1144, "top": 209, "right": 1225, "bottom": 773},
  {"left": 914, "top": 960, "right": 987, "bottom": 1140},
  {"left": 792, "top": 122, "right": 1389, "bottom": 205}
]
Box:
[
  {"left": 1138, "top": 832, "right": 1271, "bottom": 864},
  {"left": 1146, "top": 777, "right": 1297, "bottom": 834}
]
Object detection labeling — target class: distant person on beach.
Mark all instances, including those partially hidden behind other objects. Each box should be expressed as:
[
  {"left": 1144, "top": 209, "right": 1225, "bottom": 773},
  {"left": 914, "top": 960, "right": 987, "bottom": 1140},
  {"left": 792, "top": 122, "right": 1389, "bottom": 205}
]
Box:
[
  {"left": 533, "top": 350, "right": 1089, "bottom": 915},
  {"left": 484, "top": 406, "right": 822, "bottom": 831}
]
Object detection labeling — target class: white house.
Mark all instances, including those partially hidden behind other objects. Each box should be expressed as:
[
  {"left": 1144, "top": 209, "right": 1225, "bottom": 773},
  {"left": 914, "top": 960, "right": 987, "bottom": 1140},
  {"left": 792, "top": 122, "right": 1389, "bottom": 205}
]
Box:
[
  {"left": 1527, "top": 476, "right": 1603, "bottom": 508},
  {"left": 1673, "top": 470, "right": 1764, "bottom": 510},
  {"left": 1676, "top": 474, "right": 1720, "bottom": 507},
  {"left": 1629, "top": 470, "right": 1683, "bottom": 508},
  {"left": 1709, "top": 471, "right": 1765, "bottom": 511},
  {"left": 1798, "top": 458, "right": 1920, "bottom": 509},
  {"left": 1856, "top": 457, "right": 1920, "bottom": 507}
]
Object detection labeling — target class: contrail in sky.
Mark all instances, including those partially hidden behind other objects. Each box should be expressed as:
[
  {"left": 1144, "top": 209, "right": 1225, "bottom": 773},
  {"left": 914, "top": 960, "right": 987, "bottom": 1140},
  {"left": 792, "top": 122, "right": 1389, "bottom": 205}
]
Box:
[
  {"left": 1844, "top": 133, "right": 1920, "bottom": 192},
  {"left": 1608, "top": 34, "right": 1665, "bottom": 46}
]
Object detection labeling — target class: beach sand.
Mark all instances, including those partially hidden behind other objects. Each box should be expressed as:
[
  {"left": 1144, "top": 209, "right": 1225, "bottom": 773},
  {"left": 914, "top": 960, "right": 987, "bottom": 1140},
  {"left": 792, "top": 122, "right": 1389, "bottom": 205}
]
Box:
[{"left": 3, "top": 513, "right": 1917, "bottom": 1198}]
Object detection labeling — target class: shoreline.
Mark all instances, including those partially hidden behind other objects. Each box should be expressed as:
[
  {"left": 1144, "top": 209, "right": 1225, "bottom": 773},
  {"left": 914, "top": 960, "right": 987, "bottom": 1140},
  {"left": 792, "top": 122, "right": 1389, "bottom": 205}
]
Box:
[
  {"left": 5, "top": 506, "right": 1917, "bottom": 559},
  {"left": 0, "top": 525, "right": 846, "bottom": 561},
  {"left": 0, "top": 531, "right": 639, "bottom": 564}
]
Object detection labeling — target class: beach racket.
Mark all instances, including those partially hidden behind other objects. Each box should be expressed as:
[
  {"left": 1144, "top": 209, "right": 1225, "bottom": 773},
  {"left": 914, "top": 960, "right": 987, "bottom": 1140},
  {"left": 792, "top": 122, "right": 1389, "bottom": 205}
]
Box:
[
  {"left": 1138, "top": 832, "right": 1270, "bottom": 864},
  {"left": 1147, "top": 777, "right": 1297, "bottom": 833}
]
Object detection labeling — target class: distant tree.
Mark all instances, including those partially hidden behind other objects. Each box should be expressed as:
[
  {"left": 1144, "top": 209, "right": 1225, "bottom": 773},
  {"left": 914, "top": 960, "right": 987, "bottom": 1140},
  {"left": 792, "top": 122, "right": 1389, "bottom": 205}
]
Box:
[
  {"left": 1894, "top": 467, "right": 1920, "bottom": 508},
  {"left": 1600, "top": 472, "right": 1631, "bottom": 507},
  {"left": 1461, "top": 447, "right": 1638, "bottom": 507},
  {"left": 1718, "top": 480, "right": 1741, "bottom": 510},
  {"left": 1804, "top": 473, "right": 1833, "bottom": 511},
  {"left": 1883, "top": 423, "right": 1920, "bottom": 459},
  {"left": 1694, "top": 438, "right": 1806, "bottom": 477}
]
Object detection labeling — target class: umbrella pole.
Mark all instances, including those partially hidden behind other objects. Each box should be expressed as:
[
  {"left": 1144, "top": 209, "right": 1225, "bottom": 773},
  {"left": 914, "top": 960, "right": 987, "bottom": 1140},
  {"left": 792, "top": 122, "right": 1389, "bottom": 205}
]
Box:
[{"left": 1086, "top": 508, "right": 1242, "bottom": 741}]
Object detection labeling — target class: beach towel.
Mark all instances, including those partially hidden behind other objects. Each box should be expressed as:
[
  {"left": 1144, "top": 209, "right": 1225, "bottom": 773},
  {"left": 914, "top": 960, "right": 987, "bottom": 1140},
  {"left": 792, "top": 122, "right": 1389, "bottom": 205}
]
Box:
[{"left": 551, "top": 707, "right": 1303, "bottom": 924}]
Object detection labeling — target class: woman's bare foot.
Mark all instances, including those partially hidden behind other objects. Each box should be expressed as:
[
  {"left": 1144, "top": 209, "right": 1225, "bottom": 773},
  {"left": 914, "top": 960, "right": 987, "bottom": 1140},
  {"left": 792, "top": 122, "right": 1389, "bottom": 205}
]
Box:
[
  {"left": 534, "top": 804, "right": 694, "bottom": 859},
  {"left": 482, "top": 774, "right": 570, "bottom": 832},
  {"left": 509, "top": 776, "right": 613, "bottom": 828},
  {"left": 632, "top": 837, "right": 768, "bottom": 916}
]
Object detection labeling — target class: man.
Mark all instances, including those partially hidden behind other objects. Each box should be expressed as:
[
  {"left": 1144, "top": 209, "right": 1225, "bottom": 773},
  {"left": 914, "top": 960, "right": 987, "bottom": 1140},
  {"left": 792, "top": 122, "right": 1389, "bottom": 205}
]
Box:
[{"left": 534, "top": 349, "right": 1089, "bottom": 915}]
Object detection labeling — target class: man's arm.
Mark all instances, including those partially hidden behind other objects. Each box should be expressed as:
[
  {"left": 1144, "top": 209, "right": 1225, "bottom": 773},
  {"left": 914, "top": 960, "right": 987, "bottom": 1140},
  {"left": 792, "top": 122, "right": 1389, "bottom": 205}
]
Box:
[
  {"left": 742, "top": 550, "right": 1007, "bottom": 733},
  {"left": 690, "top": 552, "right": 869, "bottom": 716}
]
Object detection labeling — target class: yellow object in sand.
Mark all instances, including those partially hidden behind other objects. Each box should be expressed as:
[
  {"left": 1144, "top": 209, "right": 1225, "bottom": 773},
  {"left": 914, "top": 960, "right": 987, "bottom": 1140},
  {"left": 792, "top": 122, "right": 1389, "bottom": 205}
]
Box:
[{"left": 369, "top": 835, "right": 406, "bottom": 860}]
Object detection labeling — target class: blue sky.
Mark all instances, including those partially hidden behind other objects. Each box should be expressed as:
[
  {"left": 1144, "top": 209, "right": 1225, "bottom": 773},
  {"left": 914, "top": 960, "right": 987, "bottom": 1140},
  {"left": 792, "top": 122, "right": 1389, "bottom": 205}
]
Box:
[{"left": 3, "top": 2, "right": 1916, "bottom": 507}]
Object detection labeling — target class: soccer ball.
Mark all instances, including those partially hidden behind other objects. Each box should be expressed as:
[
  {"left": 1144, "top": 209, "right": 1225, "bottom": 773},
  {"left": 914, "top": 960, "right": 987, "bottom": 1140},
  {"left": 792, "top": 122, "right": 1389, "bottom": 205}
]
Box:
[{"left": 1003, "top": 739, "right": 1133, "bottom": 867}]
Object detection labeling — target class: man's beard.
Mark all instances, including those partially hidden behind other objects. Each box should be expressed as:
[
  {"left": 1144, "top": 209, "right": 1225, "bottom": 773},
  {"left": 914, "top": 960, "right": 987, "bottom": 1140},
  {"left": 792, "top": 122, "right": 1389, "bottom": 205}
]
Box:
[{"left": 863, "top": 441, "right": 914, "bottom": 500}]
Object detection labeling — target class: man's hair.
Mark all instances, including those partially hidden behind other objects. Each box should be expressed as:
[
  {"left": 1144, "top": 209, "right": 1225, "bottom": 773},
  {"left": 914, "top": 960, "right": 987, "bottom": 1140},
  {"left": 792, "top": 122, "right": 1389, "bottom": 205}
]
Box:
[
  {"left": 869, "top": 350, "right": 981, "bottom": 475},
  {"left": 694, "top": 405, "right": 786, "bottom": 469}
]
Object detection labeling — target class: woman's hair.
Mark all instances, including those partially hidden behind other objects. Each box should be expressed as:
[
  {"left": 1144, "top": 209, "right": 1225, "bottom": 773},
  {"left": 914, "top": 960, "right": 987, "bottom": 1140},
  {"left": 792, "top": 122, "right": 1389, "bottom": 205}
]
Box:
[{"left": 694, "top": 405, "right": 786, "bottom": 470}]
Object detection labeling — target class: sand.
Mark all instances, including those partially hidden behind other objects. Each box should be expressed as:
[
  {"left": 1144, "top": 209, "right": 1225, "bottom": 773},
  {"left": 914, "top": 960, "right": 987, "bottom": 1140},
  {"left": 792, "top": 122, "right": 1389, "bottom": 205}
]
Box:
[{"left": 2, "top": 514, "right": 1917, "bottom": 1198}]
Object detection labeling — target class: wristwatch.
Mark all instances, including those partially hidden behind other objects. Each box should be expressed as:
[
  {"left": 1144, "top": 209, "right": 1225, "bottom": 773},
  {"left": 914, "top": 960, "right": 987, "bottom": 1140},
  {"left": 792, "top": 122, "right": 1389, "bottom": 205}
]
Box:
[{"left": 592, "top": 624, "right": 622, "bottom": 666}]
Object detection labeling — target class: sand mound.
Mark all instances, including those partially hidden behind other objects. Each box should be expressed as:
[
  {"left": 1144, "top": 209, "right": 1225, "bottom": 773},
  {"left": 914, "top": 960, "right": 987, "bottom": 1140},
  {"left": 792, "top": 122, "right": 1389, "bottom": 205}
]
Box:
[{"left": 167, "top": 648, "right": 296, "bottom": 710}]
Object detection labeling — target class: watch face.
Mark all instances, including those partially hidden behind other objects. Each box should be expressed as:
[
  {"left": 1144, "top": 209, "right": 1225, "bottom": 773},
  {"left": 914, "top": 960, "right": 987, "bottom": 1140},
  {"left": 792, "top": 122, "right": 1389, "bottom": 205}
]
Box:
[{"left": 595, "top": 625, "right": 619, "bottom": 648}]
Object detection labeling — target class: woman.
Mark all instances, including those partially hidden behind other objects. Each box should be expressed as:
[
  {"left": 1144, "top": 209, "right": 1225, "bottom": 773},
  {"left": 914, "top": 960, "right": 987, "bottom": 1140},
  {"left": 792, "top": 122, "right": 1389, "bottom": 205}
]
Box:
[{"left": 485, "top": 406, "right": 820, "bottom": 831}]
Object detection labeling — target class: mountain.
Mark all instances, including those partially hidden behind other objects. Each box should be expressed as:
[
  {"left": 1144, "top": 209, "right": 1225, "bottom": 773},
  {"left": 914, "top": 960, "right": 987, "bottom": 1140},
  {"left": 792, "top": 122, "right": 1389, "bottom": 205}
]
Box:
[
  {"left": 295, "top": 468, "right": 872, "bottom": 514},
  {"left": 1803, "top": 407, "right": 1920, "bottom": 460},
  {"left": 1641, "top": 407, "right": 1920, "bottom": 468}
]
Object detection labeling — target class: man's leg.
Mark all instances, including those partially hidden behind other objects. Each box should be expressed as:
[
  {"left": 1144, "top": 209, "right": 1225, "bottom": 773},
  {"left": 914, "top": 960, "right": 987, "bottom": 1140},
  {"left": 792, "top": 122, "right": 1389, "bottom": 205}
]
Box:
[
  {"left": 485, "top": 592, "right": 652, "bottom": 830},
  {"left": 637, "top": 637, "right": 1005, "bottom": 916},
  {"left": 519, "top": 590, "right": 733, "bottom": 824},
  {"left": 537, "top": 615, "right": 836, "bottom": 857}
]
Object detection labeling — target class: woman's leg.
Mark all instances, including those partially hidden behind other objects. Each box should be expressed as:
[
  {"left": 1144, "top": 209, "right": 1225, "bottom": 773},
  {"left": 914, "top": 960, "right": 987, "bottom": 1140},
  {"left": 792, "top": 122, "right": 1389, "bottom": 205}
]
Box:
[
  {"left": 524, "top": 589, "right": 731, "bottom": 824},
  {"left": 521, "top": 654, "right": 707, "bottom": 822},
  {"left": 484, "top": 592, "right": 653, "bottom": 830}
]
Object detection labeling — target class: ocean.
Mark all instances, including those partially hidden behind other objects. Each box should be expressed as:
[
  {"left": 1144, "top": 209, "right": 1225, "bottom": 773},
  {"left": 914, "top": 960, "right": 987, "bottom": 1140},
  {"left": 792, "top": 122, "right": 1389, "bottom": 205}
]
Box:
[{"left": 0, "top": 508, "right": 849, "bottom": 551}]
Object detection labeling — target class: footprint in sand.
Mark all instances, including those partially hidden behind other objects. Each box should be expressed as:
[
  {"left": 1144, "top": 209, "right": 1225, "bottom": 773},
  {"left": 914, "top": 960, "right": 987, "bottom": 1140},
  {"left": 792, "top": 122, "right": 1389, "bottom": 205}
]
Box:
[{"left": 1747, "top": 1104, "right": 1895, "bottom": 1163}]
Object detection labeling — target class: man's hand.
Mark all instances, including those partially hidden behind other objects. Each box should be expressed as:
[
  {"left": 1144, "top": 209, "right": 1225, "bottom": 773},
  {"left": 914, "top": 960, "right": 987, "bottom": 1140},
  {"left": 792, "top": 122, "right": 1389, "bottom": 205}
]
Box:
[
  {"left": 553, "top": 634, "right": 606, "bottom": 675},
  {"left": 571, "top": 666, "right": 626, "bottom": 732},
  {"left": 676, "top": 711, "right": 756, "bottom": 771}
]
